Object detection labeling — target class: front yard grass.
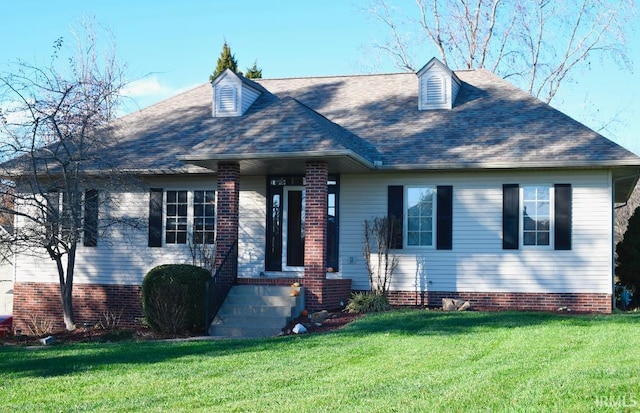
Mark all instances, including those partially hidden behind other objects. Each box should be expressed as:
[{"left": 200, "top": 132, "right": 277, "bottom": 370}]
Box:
[{"left": 1, "top": 310, "right": 639, "bottom": 412}]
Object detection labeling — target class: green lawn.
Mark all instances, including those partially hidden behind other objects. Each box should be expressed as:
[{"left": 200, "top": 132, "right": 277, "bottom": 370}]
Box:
[{"left": 1, "top": 310, "right": 639, "bottom": 412}]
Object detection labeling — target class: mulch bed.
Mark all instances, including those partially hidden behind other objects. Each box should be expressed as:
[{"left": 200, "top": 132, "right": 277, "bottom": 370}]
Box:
[
  {"left": 1, "top": 311, "right": 363, "bottom": 346},
  {"left": 281, "top": 311, "right": 363, "bottom": 336}
]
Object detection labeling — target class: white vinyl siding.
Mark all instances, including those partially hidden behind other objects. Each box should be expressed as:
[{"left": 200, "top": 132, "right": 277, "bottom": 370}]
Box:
[
  {"left": 237, "top": 176, "right": 266, "bottom": 277},
  {"left": 15, "top": 177, "right": 219, "bottom": 285},
  {"left": 14, "top": 170, "right": 614, "bottom": 298},
  {"left": 338, "top": 170, "right": 612, "bottom": 294},
  {"left": 241, "top": 86, "right": 261, "bottom": 114}
]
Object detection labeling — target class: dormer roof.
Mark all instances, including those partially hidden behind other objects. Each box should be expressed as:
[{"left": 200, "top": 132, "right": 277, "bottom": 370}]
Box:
[
  {"left": 210, "top": 69, "right": 263, "bottom": 117},
  {"left": 416, "top": 57, "right": 461, "bottom": 110}
]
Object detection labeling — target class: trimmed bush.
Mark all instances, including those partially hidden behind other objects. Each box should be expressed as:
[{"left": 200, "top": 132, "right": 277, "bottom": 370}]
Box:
[
  {"left": 345, "top": 292, "right": 392, "bottom": 314},
  {"left": 142, "top": 264, "right": 211, "bottom": 334}
]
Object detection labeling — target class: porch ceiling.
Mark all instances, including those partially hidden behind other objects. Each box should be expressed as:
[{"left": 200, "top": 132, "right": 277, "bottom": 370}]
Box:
[{"left": 178, "top": 150, "right": 375, "bottom": 175}]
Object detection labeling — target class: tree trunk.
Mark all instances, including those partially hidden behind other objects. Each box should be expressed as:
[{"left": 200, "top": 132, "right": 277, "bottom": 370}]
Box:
[
  {"left": 62, "top": 284, "right": 75, "bottom": 331},
  {"left": 54, "top": 244, "right": 77, "bottom": 331}
]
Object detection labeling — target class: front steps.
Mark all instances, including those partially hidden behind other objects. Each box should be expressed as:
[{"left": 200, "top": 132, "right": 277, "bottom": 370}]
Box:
[{"left": 208, "top": 285, "right": 305, "bottom": 338}]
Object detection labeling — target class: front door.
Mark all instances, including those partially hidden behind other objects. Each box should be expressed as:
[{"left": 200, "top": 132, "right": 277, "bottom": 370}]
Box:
[
  {"left": 265, "top": 176, "right": 338, "bottom": 272},
  {"left": 283, "top": 187, "right": 305, "bottom": 270}
]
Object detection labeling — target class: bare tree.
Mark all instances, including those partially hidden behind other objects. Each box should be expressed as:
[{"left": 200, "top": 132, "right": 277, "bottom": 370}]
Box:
[
  {"left": 363, "top": 216, "right": 399, "bottom": 294},
  {"left": 0, "top": 18, "right": 127, "bottom": 330},
  {"left": 364, "top": 0, "right": 633, "bottom": 103}
]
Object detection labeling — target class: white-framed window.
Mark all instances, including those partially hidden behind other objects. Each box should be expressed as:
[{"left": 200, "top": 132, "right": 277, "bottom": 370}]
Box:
[
  {"left": 521, "top": 185, "right": 553, "bottom": 247},
  {"left": 406, "top": 186, "right": 435, "bottom": 247},
  {"left": 164, "top": 190, "right": 215, "bottom": 245}
]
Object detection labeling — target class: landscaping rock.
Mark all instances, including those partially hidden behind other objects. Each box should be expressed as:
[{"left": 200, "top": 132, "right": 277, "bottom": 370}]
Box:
[
  {"left": 442, "top": 298, "right": 457, "bottom": 311},
  {"left": 310, "top": 310, "right": 330, "bottom": 325},
  {"left": 442, "top": 298, "right": 472, "bottom": 311}
]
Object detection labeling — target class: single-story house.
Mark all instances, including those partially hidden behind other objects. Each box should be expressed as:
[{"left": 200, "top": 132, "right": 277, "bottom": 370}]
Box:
[{"left": 10, "top": 58, "right": 640, "bottom": 332}]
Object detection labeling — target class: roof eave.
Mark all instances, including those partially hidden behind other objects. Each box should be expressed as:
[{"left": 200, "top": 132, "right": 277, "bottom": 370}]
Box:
[
  {"left": 377, "top": 159, "right": 640, "bottom": 171},
  {"left": 178, "top": 150, "right": 375, "bottom": 174}
]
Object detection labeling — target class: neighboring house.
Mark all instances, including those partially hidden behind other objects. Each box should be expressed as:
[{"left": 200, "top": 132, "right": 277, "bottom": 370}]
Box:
[
  {"left": 10, "top": 58, "right": 640, "bottom": 332},
  {"left": 0, "top": 263, "right": 12, "bottom": 316},
  {"left": 0, "top": 226, "right": 13, "bottom": 316}
]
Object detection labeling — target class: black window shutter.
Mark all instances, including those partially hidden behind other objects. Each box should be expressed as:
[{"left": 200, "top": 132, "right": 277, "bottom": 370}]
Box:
[
  {"left": 436, "top": 185, "right": 453, "bottom": 250},
  {"left": 148, "top": 188, "right": 163, "bottom": 247},
  {"left": 83, "top": 190, "right": 99, "bottom": 247},
  {"left": 503, "top": 184, "right": 519, "bottom": 250},
  {"left": 554, "top": 184, "right": 572, "bottom": 250},
  {"left": 388, "top": 185, "right": 403, "bottom": 249}
]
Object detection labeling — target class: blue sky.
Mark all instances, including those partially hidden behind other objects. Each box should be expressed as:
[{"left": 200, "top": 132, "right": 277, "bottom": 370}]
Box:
[{"left": 1, "top": 1, "right": 638, "bottom": 154}]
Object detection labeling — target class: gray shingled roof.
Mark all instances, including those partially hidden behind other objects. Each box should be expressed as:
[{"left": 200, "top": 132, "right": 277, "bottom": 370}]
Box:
[{"left": 105, "top": 68, "right": 639, "bottom": 178}]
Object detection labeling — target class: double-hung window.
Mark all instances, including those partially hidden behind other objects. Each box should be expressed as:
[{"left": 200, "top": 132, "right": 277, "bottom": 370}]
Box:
[
  {"left": 165, "top": 190, "right": 188, "bottom": 244},
  {"left": 502, "top": 183, "right": 571, "bottom": 250},
  {"left": 46, "top": 189, "right": 99, "bottom": 247},
  {"left": 148, "top": 189, "right": 215, "bottom": 247},
  {"left": 522, "top": 185, "right": 552, "bottom": 247},
  {"left": 406, "top": 187, "right": 435, "bottom": 247},
  {"left": 164, "top": 190, "right": 215, "bottom": 245},
  {"left": 388, "top": 185, "right": 453, "bottom": 250}
]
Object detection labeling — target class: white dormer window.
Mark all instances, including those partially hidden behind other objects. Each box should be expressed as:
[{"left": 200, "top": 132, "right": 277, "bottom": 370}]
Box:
[
  {"left": 417, "top": 57, "right": 461, "bottom": 110},
  {"left": 211, "top": 69, "right": 262, "bottom": 117}
]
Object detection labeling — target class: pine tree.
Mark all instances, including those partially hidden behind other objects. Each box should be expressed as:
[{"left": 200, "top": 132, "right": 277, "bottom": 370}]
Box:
[
  {"left": 209, "top": 41, "right": 241, "bottom": 81},
  {"left": 616, "top": 206, "right": 640, "bottom": 304},
  {"left": 245, "top": 60, "right": 262, "bottom": 79}
]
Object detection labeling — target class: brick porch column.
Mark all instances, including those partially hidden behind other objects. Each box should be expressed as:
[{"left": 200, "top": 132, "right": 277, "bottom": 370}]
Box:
[
  {"left": 304, "top": 161, "right": 328, "bottom": 310},
  {"left": 215, "top": 162, "right": 240, "bottom": 271}
]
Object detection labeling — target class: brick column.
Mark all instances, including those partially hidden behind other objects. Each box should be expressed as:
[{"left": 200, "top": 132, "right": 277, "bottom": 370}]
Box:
[
  {"left": 215, "top": 162, "right": 240, "bottom": 270},
  {"left": 304, "top": 161, "right": 328, "bottom": 310}
]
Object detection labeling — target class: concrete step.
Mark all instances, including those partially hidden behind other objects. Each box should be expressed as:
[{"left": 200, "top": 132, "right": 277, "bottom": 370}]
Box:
[
  {"left": 208, "top": 284, "right": 305, "bottom": 338},
  {"left": 209, "top": 325, "right": 285, "bottom": 339},
  {"left": 228, "top": 285, "right": 294, "bottom": 296},
  {"left": 212, "top": 314, "right": 290, "bottom": 329},
  {"left": 224, "top": 294, "right": 298, "bottom": 306},
  {"left": 218, "top": 304, "right": 296, "bottom": 317}
]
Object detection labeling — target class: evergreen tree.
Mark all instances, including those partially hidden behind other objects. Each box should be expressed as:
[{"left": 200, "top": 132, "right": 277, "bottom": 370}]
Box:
[
  {"left": 245, "top": 60, "right": 262, "bottom": 79},
  {"left": 209, "top": 41, "right": 241, "bottom": 81},
  {"left": 616, "top": 206, "right": 640, "bottom": 305}
]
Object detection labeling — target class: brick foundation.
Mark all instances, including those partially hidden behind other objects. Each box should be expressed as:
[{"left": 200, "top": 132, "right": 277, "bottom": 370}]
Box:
[
  {"left": 12, "top": 282, "right": 142, "bottom": 333},
  {"left": 385, "top": 290, "right": 612, "bottom": 313},
  {"left": 12, "top": 281, "right": 612, "bottom": 334}
]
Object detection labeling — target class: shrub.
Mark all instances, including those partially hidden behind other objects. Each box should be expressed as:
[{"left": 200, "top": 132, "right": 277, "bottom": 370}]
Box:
[
  {"left": 616, "top": 206, "right": 640, "bottom": 308},
  {"left": 142, "top": 264, "right": 211, "bottom": 334},
  {"left": 345, "top": 292, "right": 392, "bottom": 314}
]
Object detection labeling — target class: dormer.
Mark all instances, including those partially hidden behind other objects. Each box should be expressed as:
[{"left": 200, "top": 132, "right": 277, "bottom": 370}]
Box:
[
  {"left": 211, "top": 69, "right": 262, "bottom": 117},
  {"left": 417, "top": 57, "right": 461, "bottom": 110}
]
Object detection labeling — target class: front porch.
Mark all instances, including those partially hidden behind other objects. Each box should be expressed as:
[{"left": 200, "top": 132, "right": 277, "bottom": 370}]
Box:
[{"left": 211, "top": 160, "right": 353, "bottom": 317}]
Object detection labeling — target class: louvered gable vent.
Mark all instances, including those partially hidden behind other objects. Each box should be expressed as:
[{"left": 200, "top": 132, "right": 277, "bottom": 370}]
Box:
[
  {"left": 211, "top": 69, "right": 261, "bottom": 117},
  {"left": 417, "top": 57, "right": 461, "bottom": 110},
  {"left": 218, "top": 85, "right": 237, "bottom": 112}
]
